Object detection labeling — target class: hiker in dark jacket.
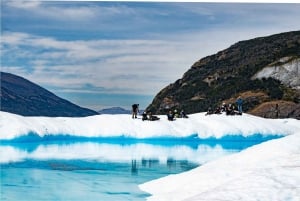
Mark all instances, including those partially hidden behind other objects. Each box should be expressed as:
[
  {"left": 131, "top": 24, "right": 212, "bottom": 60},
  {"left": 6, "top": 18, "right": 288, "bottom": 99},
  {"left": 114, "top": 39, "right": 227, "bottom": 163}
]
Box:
[
  {"left": 167, "top": 110, "right": 175, "bottom": 121},
  {"left": 180, "top": 110, "right": 188, "bottom": 118},
  {"left": 206, "top": 107, "right": 214, "bottom": 115},
  {"left": 148, "top": 111, "right": 160, "bottom": 121},
  {"left": 142, "top": 111, "right": 148, "bottom": 121},
  {"left": 132, "top": 104, "right": 139, "bottom": 119}
]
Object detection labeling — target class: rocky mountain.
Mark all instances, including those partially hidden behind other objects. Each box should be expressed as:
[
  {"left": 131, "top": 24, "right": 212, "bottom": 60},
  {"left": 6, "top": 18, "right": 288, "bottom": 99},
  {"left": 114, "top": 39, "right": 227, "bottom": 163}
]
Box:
[
  {"left": 147, "top": 31, "right": 300, "bottom": 119},
  {"left": 0, "top": 72, "right": 98, "bottom": 117}
]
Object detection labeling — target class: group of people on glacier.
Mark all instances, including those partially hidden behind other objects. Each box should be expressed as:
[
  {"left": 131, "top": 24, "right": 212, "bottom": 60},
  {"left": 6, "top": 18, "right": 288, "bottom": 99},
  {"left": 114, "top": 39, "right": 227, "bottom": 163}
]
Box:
[
  {"left": 131, "top": 104, "right": 188, "bottom": 121},
  {"left": 206, "top": 96, "right": 243, "bottom": 116},
  {"left": 131, "top": 97, "right": 243, "bottom": 121}
]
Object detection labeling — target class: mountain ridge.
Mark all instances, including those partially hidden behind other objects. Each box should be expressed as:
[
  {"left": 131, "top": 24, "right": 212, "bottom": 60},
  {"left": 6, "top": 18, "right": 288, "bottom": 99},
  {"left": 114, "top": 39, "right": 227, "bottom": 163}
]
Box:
[
  {"left": 147, "top": 31, "right": 300, "bottom": 119},
  {"left": 0, "top": 72, "right": 98, "bottom": 117}
]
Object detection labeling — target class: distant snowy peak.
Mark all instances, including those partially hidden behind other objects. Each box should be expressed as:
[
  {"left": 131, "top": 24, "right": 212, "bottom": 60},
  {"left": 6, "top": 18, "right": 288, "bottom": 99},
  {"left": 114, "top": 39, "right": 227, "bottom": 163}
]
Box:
[
  {"left": 253, "top": 57, "right": 300, "bottom": 89},
  {"left": 98, "top": 107, "right": 131, "bottom": 114}
]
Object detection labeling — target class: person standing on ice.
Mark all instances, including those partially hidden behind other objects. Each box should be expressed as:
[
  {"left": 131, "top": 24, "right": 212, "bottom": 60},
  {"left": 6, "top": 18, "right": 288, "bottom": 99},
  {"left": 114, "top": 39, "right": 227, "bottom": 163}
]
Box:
[
  {"left": 236, "top": 96, "right": 243, "bottom": 114},
  {"left": 132, "top": 104, "right": 139, "bottom": 119}
]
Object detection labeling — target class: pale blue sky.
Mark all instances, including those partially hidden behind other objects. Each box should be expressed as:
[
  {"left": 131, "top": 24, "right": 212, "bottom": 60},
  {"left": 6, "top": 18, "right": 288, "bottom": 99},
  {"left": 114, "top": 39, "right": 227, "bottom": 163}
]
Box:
[{"left": 1, "top": 1, "right": 300, "bottom": 110}]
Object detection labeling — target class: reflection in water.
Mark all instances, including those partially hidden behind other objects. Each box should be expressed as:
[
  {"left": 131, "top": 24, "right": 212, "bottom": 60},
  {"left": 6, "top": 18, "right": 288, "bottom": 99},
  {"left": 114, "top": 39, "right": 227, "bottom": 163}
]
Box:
[
  {"left": 131, "top": 160, "right": 138, "bottom": 175},
  {"left": 141, "top": 158, "right": 160, "bottom": 168},
  {"left": 2, "top": 139, "right": 261, "bottom": 178},
  {"left": 0, "top": 139, "right": 271, "bottom": 201},
  {"left": 0, "top": 141, "right": 242, "bottom": 165}
]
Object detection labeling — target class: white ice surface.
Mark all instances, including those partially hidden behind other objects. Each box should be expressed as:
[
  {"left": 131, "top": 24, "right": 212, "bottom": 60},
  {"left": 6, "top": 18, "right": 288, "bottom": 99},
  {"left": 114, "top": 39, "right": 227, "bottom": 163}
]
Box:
[
  {"left": 140, "top": 120, "right": 300, "bottom": 201},
  {"left": 0, "top": 111, "right": 297, "bottom": 140},
  {"left": 1, "top": 111, "right": 300, "bottom": 201}
]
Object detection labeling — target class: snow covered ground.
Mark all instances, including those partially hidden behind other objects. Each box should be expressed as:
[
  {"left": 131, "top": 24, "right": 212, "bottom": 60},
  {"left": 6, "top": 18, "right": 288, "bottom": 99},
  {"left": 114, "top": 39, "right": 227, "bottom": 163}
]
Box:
[
  {"left": 139, "top": 118, "right": 300, "bottom": 201},
  {"left": 1, "top": 111, "right": 300, "bottom": 201},
  {"left": 0, "top": 111, "right": 296, "bottom": 140}
]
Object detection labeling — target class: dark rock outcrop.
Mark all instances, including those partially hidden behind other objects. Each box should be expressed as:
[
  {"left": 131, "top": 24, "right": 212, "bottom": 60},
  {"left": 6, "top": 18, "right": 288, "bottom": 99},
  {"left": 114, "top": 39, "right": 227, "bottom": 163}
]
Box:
[{"left": 249, "top": 100, "right": 300, "bottom": 119}]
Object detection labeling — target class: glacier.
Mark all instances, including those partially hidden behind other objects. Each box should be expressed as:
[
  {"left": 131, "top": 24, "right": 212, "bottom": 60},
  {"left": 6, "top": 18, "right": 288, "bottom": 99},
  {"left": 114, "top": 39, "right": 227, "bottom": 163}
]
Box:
[
  {"left": 0, "top": 111, "right": 296, "bottom": 140},
  {"left": 1, "top": 111, "right": 300, "bottom": 201},
  {"left": 139, "top": 117, "right": 300, "bottom": 201}
]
